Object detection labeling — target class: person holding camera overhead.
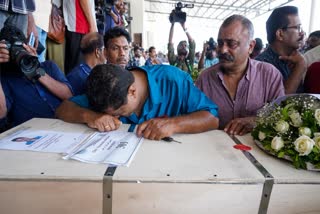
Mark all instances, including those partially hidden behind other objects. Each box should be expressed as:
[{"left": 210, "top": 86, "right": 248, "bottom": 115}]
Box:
[
  {"left": 0, "top": 22, "right": 73, "bottom": 132},
  {"left": 167, "top": 3, "right": 195, "bottom": 74},
  {"left": 198, "top": 38, "right": 219, "bottom": 70},
  {"left": 102, "top": 0, "right": 123, "bottom": 33}
]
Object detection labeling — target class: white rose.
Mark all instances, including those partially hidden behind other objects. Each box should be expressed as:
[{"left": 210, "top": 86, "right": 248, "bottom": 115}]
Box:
[
  {"left": 275, "top": 120, "right": 289, "bottom": 133},
  {"left": 289, "top": 111, "right": 303, "bottom": 127},
  {"left": 258, "top": 131, "right": 266, "bottom": 141},
  {"left": 314, "top": 132, "right": 320, "bottom": 137},
  {"left": 294, "top": 135, "right": 315, "bottom": 156},
  {"left": 299, "top": 127, "right": 312, "bottom": 137},
  {"left": 313, "top": 136, "right": 320, "bottom": 150},
  {"left": 315, "top": 109, "right": 320, "bottom": 125},
  {"left": 271, "top": 136, "right": 284, "bottom": 152}
]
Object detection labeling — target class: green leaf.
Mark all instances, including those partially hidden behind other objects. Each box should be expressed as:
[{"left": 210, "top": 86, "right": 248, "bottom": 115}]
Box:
[
  {"left": 277, "top": 151, "right": 285, "bottom": 158},
  {"left": 312, "top": 146, "right": 320, "bottom": 154}
]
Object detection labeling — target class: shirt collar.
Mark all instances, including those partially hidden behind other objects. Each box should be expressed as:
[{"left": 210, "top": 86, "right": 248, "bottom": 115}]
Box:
[{"left": 216, "top": 58, "right": 252, "bottom": 81}]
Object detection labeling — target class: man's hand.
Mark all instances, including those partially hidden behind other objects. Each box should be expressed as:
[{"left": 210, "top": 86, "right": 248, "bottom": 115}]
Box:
[
  {"left": 86, "top": 113, "right": 122, "bottom": 132},
  {"left": 279, "top": 50, "right": 306, "bottom": 94},
  {"left": 136, "top": 118, "right": 176, "bottom": 140},
  {"left": 279, "top": 50, "right": 305, "bottom": 71},
  {"left": 203, "top": 42, "right": 209, "bottom": 53},
  {"left": 224, "top": 117, "right": 256, "bottom": 136},
  {"left": 27, "top": 13, "right": 39, "bottom": 49},
  {"left": 0, "top": 42, "right": 10, "bottom": 63},
  {"left": 22, "top": 43, "right": 37, "bottom": 56}
]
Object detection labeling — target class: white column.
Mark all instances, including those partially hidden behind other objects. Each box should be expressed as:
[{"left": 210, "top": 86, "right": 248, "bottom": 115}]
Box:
[
  {"left": 127, "top": 0, "right": 145, "bottom": 47},
  {"left": 308, "top": 0, "right": 320, "bottom": 33}
]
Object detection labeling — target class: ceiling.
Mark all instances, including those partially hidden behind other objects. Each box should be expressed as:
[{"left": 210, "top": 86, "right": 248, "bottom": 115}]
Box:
[{"left": 144, "top": 0, "right": 295, "bottom": 26}]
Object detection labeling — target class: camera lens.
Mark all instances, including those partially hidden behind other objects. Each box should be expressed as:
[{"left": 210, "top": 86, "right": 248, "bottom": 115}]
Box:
[{"left": 19, "top": 55, "right": 39, "bottom": 73}]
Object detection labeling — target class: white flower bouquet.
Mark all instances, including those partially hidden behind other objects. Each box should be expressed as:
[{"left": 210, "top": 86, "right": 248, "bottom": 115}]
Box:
[{"left": 251, "top": 94, "right": 320, "bottom": 170}]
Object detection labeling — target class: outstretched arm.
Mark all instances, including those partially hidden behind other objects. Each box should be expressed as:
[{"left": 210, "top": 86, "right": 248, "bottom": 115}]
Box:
[
  {"left": 168, "top": 23, "right": 175, "bottom": 44},
  {"left": 198, "top": 43, "right": 209, "bottom": 70},
  {"left": 56, "top": 100, "right": 122, "bottom": 132},
  {"left": 136, "top": 111, "right": 218, "bottom": 140},
  {"left": 180, "top": 22, "right": 193, "bottom": 42}
]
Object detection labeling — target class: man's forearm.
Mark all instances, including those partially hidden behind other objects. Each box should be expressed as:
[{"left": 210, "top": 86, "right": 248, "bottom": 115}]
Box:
[
  {"left": 171, "top": 111, "right": 218, "bottom": 134},
  {"left": 56, "top": 100, "right": 96, "bottom": 124},
  {"left": 198, "top": 51, "right": 205, "bottom": 70},
  {"left": 0, "top": 82, "right": 7, "bottom": 118},
  {"left": 79, "top": 0, "right": 97, "bottom": 32},
  {"left": 284, "top": 65, "right": 305, "bottom": 94},
  {"left": 38, "top": 74, "right": 73, "bottom": 100},
  {"left": 168, "top": 23, "right": 174, "bottom": 43}
]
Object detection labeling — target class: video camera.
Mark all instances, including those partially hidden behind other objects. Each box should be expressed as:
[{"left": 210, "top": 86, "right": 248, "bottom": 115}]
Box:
[
  {"left": 169, "top": 2, "right": 194, "bottom": 23},
  {"left": 0, "top": 20, "right": 44, "bottom": 81},
  {"left": 206, "top": 37, "right": 217, "bottom": 51},
  {"left": 95, "top": 0, "right": 116, "bottom": 33}
]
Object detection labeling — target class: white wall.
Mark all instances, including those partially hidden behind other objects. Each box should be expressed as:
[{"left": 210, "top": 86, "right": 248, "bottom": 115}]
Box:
[
  {"left": 127, "top": 0, "right": 145, "bottom": 47},
  {"left": 128, "top": 0, "right": 319, "bottom": 53}
]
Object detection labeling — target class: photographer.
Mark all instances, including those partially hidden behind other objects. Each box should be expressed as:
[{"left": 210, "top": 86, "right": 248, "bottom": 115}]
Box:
[
  {"left": 104, "top": 0, "right": 123, "bottom": 33},
  {"left": 168, "top": 22, "right": 195, "bottom": 74},
  {"left": 198, "top": 38, "right": 219, "bottom": 70},
  {"left": 0, "top": 24, "right": 73, "bottom": 130}
]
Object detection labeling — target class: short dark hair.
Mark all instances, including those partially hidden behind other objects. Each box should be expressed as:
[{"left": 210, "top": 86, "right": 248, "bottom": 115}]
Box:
[
  {"left": 148, "top": 46, "right": 155, "bottom": 53},
  {"left": 80, "top": 32, "right": 104, "bottom": 54},
  {"left": 309, "top": 30, "right": 320, "bottom": 39},
  {"left": 221, "top": 14, "right": 254, "bottom": 40},
  {"left": 254, "top": 38, "right": 263, "bottom": 51},
  {"left": 266, "top": 6, "right": 298, "bottom": 44},
  {"left": 133, "top": 46, "right": 140, "bottom": 52},
  {"left": 86, "top": 64, "right": 135, "bottom": 112},
  {"left": 104, "top": 26, "right": 132, "bottom": 48}
]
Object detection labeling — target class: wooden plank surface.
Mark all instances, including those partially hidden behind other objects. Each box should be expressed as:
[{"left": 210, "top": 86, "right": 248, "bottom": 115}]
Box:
[
  {"left": 0, "top": 118, "right": 108, "bottom": 181},
  {"left": 236, "top": 134, "right": 320, "bottom": 183},
  {"left": 112, "top": 130, "right": 265, "bottom": 213},
  {"left": 114, "top": 130, "right": 264, "bottom": 182},
  {"left": 236, "top": 134, "right": 320, "bottom": 214}
]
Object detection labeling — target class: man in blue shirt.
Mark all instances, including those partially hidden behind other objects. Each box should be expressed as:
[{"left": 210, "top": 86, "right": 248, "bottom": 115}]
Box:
[
  {"left": 67, "top": 32, "right": 106, "bottom": 95},
  {"left": 56, "top": 64, "right": 219, "bottom": 140},
  {"left": 0, "top": 31, "right": 73, "bottom": 130}
]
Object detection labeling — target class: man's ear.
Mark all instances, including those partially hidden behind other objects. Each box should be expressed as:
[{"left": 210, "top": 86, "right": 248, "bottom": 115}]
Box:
[
  {"left": 95, "top": 48, "right": 101, "bottom": 58},
  {"left": 127, "top": 84, "right": 137, "bottom": 98},
  {"left": 276, "top": 29, "right": 284, "bottom": 41}
]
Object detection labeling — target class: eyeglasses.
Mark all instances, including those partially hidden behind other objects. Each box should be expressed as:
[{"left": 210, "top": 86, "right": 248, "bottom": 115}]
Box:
[
  {"left": 217, "top": 39, "right": 240, "bottom": 49},
  {"left": 281, "top": 25, "right": 303, "bottom": 33}
]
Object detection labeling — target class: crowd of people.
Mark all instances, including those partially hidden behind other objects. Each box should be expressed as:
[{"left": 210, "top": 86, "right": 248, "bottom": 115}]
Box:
[{"left": 1, "top": 2, "right": 320, "bottom": 139}]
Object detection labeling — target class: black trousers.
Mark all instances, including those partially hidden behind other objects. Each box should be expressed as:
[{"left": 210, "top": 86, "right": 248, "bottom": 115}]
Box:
[{"left": 64, "top": 28, "right": 84, "bottom": 74}]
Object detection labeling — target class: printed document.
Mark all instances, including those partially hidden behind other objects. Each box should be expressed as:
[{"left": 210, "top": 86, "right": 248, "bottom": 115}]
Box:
[{"left": 0, "top": 119, "right": 143, "bottom": 166}]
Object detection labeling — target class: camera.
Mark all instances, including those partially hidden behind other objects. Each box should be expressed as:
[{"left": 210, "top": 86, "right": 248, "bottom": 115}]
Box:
[
  {"left": 0, "top": 21, "right": 44, "bottom": 81},
  {"left": 95, "top": 0, "right": 116, "bottom": 33},
  {"left": 206, "top": 37, "right": 217, "bottom": 51},
  {"left": 169, "top": 2, "right": 194, "bottom": 23}
]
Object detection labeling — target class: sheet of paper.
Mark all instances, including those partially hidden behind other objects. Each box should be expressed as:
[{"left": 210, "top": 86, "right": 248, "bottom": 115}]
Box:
[
  {"left": 0, "top": 126, "right": 92, "bottom": 153},
  {"left": 0, "top": 118, "right": 142, "bottom": 166},
  {"left": 68, "top": 130, "right": 143, "bottom": 167}
]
